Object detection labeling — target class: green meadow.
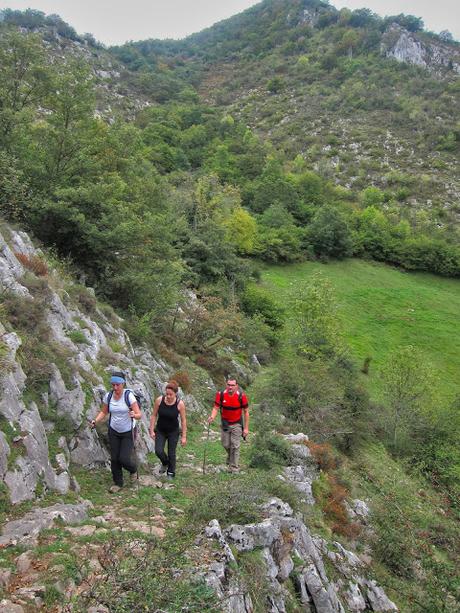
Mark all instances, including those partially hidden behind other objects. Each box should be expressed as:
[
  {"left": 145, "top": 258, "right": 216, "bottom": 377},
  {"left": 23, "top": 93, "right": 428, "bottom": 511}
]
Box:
[{"left": 261, "top": 259, "right": 460, "bottom": 403}]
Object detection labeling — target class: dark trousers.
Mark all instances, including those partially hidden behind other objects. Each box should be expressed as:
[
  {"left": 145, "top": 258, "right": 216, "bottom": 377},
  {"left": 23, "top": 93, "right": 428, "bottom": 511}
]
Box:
[
  {"left": 108, "top": 427, "right": 136, "bottom": 486},
  {"left": 155, "top": 429, "right": 180, "bottom": 476}
]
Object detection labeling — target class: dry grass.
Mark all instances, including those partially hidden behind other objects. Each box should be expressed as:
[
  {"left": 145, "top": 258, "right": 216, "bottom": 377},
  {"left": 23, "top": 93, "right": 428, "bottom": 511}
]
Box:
[{"left": 14, "top": 252, "right": 48, "bottom": 276}]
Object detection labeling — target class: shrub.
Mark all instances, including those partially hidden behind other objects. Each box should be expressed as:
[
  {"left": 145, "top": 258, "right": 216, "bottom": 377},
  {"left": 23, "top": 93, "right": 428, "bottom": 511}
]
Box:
[
  {"left": 306, "top": 441, "right": 339, "bottom": 471},
  {"left": 172, "top": 370, "right": 192, "bottom": 393},
  {"left": 67, "top": 330, "right": 90, "bottom": 345},
  {"left": 249, "top": 430, "right": 292, "bottom": 469},
  {"left": 75, "top": 533, "right": 217, "bottom": 612},
  {"left": 187, "top": 478, "right": 265, "bottom": 527},
  {"left": 241, "top": 285, "right": 285, "bottom": 331},
  {"left": 66, "top": 284, "right": 97, "bottom": 314},
  {"left": 312, "top": 472, "right": 360, "bottom": 538},
  {"left": 2, "top": 292, "right": 46, "bottom": 334},
  {"left": 372, "top": 499, "right": 414, "bottom": 577},
  {"left": 14, "top": 252, "right": 48, "bottom": 276}
]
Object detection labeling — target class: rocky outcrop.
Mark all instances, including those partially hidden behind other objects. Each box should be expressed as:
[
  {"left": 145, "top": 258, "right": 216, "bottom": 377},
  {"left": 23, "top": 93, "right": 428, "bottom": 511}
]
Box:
[
  {"left": 197, "top": 435, "right": 398, "bottom": 613},
  {"left": 0, "top": 500, "right": 93, "bottom": 547},
  {"left": 0, "top": 226, "right": 206, "bottom": 504},
  {"left": 382, "top": 24, "right": 460, "bottom": 75}
]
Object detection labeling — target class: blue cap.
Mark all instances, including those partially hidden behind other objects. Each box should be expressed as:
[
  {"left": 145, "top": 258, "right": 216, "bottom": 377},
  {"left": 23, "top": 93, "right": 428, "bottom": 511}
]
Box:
[{"left": 110, "top": 375, "right": 125, "bottom": 384}]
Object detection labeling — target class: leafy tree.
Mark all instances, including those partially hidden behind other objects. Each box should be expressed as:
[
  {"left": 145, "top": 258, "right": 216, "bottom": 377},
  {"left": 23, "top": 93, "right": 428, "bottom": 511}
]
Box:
[
  {"left": 291, "top": 273, "right": 347, "bottom": 362},
  {"left": 381, "top": 345, "right": 436, "bottom": 453},
  {"left": 348, "top": 8, "right": 379, "bottom": 28},
  {"left": 0, "top": 30, "right": 51, "bottom": 148},
  {"left": 256, "top": 225, "right": 304, "bottom": 263},
  {"left": 251, "top": 158, "right": 297, "bottom": 214},
  {"left": 0, "top": 151, "right": 31, "bottom": 221},
  {"left": 29, "top": 59, "right": 95, "bottom": 189},
  {"left": 221, "top": 207, "right": 258, "bottom": 255},
  {"left": 360, "top": 186, "right": 385, "bottom": 208},
  {"left": 385, "top": 14, "right": 424, "bottom": 32},
  {"left": 267, "top": 76, "right": 284, "bottom": 93},
  {"left": 308, "top": 205, "right": 353, "bottom": 259},
  {"left": 353, "top": 206, "right": 391, "bottom": 260},
  {"left": 241, "top": 285, "right": 284, "bottom": 331}
]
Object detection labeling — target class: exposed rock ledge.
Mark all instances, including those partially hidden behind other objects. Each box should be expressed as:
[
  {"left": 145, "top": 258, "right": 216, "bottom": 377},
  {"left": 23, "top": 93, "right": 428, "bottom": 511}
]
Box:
[
  {"left": 0, "top": 500, "right": 92, "bottom": 547},
  {"left": 196, "top": 434, "right": 398, "bottom": 613}
]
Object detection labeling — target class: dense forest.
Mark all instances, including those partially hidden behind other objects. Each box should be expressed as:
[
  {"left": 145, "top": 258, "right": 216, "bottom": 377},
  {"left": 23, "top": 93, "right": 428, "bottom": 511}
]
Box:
[{"left": 0, "top": 2, "right": 459, "bottom": 610}]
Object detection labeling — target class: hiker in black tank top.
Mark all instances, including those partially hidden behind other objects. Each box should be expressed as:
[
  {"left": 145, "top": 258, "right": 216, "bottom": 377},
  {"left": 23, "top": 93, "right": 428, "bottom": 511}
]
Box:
[
  {"left": 157, "top": 395, "right": 180, "bottom": 432},
  {"left": 149, "top": 380, "right": 187, "bottom": 478}
]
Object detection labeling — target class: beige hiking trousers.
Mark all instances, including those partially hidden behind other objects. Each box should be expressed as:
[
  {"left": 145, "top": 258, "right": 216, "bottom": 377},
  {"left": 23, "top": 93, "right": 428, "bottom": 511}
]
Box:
[{"left": 221, "top": 422, "right": 242, "bottom": 469}]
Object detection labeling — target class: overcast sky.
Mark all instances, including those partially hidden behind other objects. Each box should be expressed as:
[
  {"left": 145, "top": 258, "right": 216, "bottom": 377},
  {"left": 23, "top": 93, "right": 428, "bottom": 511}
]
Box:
[{"left": 0, "top": 0, "right": 458, "bottom": 45}]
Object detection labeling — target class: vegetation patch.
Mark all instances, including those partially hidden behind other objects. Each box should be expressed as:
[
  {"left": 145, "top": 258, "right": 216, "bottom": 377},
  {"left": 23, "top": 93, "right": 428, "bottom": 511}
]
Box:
[{"left": 14, "top": 252, "right": 48, "bottom": 276}]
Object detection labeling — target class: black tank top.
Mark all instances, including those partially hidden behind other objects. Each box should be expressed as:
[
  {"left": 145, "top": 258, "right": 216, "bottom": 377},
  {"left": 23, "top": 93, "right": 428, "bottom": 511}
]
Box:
[{"left": 156, "top": 396, "right": 180, "bottom": 433}]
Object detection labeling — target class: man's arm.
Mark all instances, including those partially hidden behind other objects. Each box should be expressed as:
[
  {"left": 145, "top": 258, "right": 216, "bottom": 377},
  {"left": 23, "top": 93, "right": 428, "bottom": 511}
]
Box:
[
  {"left": 207, "top": 405, "right": 219, "bottom": 424},
  {"left": 243, "top": 407, "right": 249, "bottom": 437}
]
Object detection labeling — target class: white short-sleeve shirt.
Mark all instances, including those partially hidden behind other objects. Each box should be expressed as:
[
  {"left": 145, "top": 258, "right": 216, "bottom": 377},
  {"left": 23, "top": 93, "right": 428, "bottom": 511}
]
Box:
[{"left": 104, "top": 390, "right": 136, "bottom": 433}]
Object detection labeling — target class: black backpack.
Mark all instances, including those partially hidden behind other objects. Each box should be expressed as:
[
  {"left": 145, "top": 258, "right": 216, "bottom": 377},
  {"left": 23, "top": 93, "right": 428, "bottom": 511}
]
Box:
[{"left": 218, "top": 389, "right": 244, "bottom": 410}]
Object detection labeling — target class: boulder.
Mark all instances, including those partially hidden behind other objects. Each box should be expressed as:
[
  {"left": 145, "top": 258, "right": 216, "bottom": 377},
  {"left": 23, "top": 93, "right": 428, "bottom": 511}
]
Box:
[{"left": 0, "top": 500, "right": 92, "bottom": 547}]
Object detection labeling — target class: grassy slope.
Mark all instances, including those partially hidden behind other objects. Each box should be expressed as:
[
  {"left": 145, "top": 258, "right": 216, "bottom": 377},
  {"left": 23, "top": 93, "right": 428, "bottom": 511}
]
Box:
[{"left": 260, "top": 258, "right": 460, "bottom": 402}]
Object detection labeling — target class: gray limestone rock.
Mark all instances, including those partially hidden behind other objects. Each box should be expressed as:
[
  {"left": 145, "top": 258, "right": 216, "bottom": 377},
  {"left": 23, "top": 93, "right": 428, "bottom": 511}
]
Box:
[
  {"left": 70, "top": 427, "right": 109, "bottom": 466},
  {"left": 0, "top": 569, "right": 12, "bottom": 589},
  {"left": 198, "top": 433, "right": 399, "bottom": 613},
  {"left": 55, "top": 452, "right": 68, "bottom": 472},
  {"left": 290, "top": 443, "right": 312, "bottom": 460},
  {"left": 0, "top": 333, "right": 27, "bottom": 422},
  {"left": 283, "top": 464, "right": 316, "bottom": 504},
  {"left": 16, "top": 551, "right": 34, "bottom": 573},
  {"left": 353, "top": 499, "right": 370, "bottom": 520},
  {"left": 0, "top": 431, "right": 10, "bottom": 478},
  {"left": 344, "top": 583, "right": 367, "bottom": 612},
  {"left": 0, "top": 500, "right": 93, "bottom": 547},
  {"left": 4, "top": 402, "right": 70, "bottom": 502},
  {"left": 382, "top": 24, "right": 460, "bottom": 75},
  {"left": 225, "top": 519, "right": 282, "bottom": 552},
  {"left": 204, "top": 519, "right": 236, "bottom": 564},
  {"left": 283, "top": 432, "right": 309, "bottom": 444},
  {"left": 299, "top": 564, "right": 345, "bottom": 613},
  {"left": 262, "top": 497, "right": 293, "bottom": 518},
  {"left": 364, "top": 580, "right": 398, "bottom": 612},
  {"left": 0, "top": 231, "right": 30, "bottom": 296},
  {"left": 49, "top": 365, "right": 86, "bottom": 428},
  {"left": 0, "top": 600, "right": 24, "bottom": 613}
]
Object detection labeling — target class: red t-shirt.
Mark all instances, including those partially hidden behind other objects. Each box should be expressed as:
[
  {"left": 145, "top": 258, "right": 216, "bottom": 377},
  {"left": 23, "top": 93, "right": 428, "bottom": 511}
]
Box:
[{"left": 214, "top": 389, "right": 249, "bottom": 424}]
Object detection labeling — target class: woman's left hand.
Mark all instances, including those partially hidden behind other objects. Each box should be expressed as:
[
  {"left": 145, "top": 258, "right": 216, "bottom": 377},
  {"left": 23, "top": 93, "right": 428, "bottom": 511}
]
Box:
[{"left": 181, "top": 436, "right": 187, "bottom": 446}]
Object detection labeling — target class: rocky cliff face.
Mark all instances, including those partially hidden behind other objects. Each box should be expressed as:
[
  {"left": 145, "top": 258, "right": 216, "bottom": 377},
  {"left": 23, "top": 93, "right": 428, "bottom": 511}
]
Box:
[
  {"left": 382, "top": 24, "right": 460, "bottom": 75},
  {"left": 196, "top": 434, "right": 398, "bottom": 613},
  {"left": 0, "top": 225, "right": 201, "bottom": 506}
]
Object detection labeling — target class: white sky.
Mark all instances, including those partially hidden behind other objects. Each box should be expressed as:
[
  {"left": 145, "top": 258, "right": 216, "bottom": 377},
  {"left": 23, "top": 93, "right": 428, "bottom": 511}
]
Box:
[{"left": 0, "top": 0, "right": 458, "bottom": 45}]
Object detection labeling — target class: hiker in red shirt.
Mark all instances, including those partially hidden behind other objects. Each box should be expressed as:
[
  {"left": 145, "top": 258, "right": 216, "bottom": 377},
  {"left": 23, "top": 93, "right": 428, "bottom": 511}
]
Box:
[{"left": 207, "top": 376, "right": 249, "bottom": 473}]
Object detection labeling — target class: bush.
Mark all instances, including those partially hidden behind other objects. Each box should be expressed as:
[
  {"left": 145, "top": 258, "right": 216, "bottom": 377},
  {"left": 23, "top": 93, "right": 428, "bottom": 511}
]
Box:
[
  {"left": 67, "top": 330, "right": 90, "bottom": 345},
  {"left": 311, "top": 471, "right": 360, "bottom": 538},
  {"left": 14, "top": 252, "right": 48, "bottom": 276},
  {"left": 2, "top": 292, "right": 46, "bottom": 334},
  {"left": 249, "top": 430, "right": 292, "bottom": 469},
  {"left": 372, "top": 499, "right": 414, "bottom": 577},
  {"left": 187, "top": 478, "right": 266, "bottom": 527},
  {"left": 75, "top": 533, "right": 217, "bottom": 612},
  {"left": 66, "top": 284, "right": 97, "bottom": 314},
  {"left": 172, "top": 370, "right": 192, "bottom": 393},
  {"left": 241, "top": 285, "right": 285, "bottom": 330}
]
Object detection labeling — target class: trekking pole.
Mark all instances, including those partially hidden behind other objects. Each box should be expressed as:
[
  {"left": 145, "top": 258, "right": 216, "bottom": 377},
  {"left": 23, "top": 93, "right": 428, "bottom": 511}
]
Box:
[
  {"left": 202, "top": 421, "right": 211, "bottom": 475},
  {"left": 131, "top": 416, "right": 139, "bottom": 487}
]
